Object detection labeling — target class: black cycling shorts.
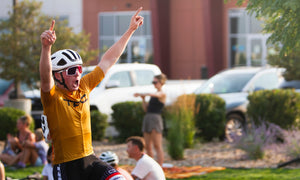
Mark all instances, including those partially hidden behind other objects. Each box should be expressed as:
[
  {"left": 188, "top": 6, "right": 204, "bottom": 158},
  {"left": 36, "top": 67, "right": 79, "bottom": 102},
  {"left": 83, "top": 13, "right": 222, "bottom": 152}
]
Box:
[{"left": 53, "top": 154, "right": 125, "bottom": 180}]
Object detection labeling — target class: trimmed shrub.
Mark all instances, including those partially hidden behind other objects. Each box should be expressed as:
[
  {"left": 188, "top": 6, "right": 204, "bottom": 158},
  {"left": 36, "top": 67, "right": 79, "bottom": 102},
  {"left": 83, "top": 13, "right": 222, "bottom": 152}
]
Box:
[
  {"left": 91, "top": 110, "right": 108, "bottom": 141},
  {"left": 247, "top": 89, "right": 300, "bottom": 129},
  {"left": 111, "top": 101, "right": 145, "bottom": 142},
  {"left": 164, "top": 94, "right": 196, "bottom": 160},
  {"left": 0, "top": 107, "right": 34, "bottom": 140},
  {"left": 194, "top": 94, "right": 226, "bottom": 141}
]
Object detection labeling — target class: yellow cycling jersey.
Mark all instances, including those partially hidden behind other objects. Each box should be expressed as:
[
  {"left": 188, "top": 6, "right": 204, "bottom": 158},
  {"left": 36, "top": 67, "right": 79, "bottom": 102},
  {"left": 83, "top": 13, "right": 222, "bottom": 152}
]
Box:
[{"left": 41, "top": 66, "right": 104, "bottom": 165}]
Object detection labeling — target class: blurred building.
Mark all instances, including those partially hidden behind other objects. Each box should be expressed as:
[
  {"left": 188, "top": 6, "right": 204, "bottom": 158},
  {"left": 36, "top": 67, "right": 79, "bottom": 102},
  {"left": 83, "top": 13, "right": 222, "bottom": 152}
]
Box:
[
  {"left": 1, "top": 0, "right": 271, "bottom": 79},
  {"left": 0, "top": 0, "right": 82, "bottom": 33},
  {"left": 84, "top": 0, "right": 272, "bottom": 79}
]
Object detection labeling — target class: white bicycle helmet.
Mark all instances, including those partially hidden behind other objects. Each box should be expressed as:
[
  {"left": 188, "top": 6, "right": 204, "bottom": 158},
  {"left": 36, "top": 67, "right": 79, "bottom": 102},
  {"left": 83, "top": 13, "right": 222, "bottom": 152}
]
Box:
[
  {"left": 51, "top": 49, "right": 83, "bottom": 71},
  {"left": 99, "top": 151, "right": 119, "bottom": 166}
]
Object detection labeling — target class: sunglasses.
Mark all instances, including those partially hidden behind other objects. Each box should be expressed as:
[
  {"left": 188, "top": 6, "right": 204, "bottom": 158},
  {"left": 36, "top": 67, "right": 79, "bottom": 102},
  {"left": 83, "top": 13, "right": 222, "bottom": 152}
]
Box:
[
  {"left": 152, "top": 81, "right": 159, "bottom": 84},
  {"left": 59, "top": 65, "right": 82, "bottom": 76}
]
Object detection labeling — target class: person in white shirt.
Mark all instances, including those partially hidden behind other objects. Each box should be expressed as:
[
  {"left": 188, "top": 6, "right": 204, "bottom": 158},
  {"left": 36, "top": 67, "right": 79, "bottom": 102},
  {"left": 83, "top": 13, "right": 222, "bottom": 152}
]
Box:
[
  {"left": 42, "top": 146, "right": 53, "bottom": 180},
  {"left": 126, "top": 136, "right": 166, "bottom": 180}
]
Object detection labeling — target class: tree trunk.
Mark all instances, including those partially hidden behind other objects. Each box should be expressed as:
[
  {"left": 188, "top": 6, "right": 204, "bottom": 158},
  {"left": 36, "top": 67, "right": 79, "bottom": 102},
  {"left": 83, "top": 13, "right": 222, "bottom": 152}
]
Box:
[{"left": 10, "top": 80, "right": 25, "bottom": 99}]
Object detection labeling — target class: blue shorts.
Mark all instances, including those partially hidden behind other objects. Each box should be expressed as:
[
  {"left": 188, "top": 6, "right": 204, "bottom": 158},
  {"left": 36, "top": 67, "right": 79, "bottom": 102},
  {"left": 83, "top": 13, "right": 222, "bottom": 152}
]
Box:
[
  {"left": 2, "top": 142, "right": 17, "bottom": 156},
  {"left": 34, "top": 157, "right": 43, "bottom": 166}
]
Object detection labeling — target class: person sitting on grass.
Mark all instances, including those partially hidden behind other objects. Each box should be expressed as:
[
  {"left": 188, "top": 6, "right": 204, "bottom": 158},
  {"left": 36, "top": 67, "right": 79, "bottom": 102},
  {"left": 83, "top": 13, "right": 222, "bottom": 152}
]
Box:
[
  {"left": 0, "top": 115, "right": 35, "bottom": 167},
  {"left": 126, "top": 136, "right": 166, "bottom": 180},
  {"left": 14, "top": 128, "right": 49, "bottom": 168}
]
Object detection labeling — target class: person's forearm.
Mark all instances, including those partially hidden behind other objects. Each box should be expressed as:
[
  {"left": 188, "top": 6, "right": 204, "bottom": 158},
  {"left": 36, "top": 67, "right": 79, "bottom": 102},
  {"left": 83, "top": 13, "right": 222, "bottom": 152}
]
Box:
[
  {"left": 142, "top": 99, "right": 147, "bottom": 112},
  {"left": 98, "top": 29, "right": 135, "bottom": 73},
  {"left": 14, "top": 140, "right": 23, "bottom": 151},
  {"left": 98, "top": 7, "right": 143, "bottom": 73},
  {"left": 40, "top": 46, "right": 54, "bottom": 92},
  {"left": 40, "top": 21, "right": 56, "bottom": 92}
]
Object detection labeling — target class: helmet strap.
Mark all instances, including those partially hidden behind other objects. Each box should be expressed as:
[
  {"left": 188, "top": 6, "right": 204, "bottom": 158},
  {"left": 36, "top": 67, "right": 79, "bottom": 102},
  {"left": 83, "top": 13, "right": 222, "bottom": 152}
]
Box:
[{"left": 53, "top": 72, "right": 70, "bottom": 90}]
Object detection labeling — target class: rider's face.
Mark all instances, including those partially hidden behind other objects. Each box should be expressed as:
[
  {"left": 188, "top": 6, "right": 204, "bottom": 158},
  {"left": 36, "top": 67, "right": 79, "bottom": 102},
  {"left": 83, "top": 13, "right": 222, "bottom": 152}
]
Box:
[
  {"left": 63, "top": 69, "right": 81, "bottom": 91},
  {"left": 55, "top": 67, "right": 82, "bottom": 92}
]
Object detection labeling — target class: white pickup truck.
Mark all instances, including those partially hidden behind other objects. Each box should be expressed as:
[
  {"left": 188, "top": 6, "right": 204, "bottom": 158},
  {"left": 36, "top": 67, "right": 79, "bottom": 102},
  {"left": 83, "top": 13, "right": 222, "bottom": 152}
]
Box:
[
  {"left": 84, "top": 63, "right": 204, "bottom": 136},
  {"left": 83, "top": 63, "right": 204, "bottom": 116}
]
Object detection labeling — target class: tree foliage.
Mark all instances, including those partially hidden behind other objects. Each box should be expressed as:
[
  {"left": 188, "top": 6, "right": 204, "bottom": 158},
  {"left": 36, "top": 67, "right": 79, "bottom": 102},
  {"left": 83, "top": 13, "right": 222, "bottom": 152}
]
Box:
[
  {"left": 0, "top": 0, "right": 98, "bottom": 98},
  {"left": 233, "top": 0, "right": 300, "bottom": 56},
  {"left": 226, "top": 0, "right": 300, "bottom": 80},
  {"left": 268, "top": 48, "right": 300, "bottom": 80}
]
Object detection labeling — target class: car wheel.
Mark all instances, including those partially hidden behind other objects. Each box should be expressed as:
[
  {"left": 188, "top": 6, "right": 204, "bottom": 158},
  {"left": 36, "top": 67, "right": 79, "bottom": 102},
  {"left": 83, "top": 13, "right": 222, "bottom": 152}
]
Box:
[{"left": 225, "top": 113, "right": 245, "bottom": 142}]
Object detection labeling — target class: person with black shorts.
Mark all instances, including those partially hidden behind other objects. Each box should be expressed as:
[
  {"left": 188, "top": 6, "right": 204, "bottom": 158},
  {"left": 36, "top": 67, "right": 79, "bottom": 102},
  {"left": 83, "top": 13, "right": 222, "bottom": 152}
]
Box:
[
  {"left": 39, "top": 7, "right": 144, "bottom": 180},
  {"left": 134, "top": 73, "right": 167, "bottom": 166}
]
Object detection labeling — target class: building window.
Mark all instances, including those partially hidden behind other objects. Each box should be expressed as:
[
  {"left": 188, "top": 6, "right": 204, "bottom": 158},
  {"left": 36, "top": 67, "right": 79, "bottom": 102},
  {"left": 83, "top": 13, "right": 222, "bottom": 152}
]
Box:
[
  {"left": 99, "top": 11, "right": 152, "bottom": 64},
  {"left": 229, "top": 10, "right": 271, "bottom": 67}
]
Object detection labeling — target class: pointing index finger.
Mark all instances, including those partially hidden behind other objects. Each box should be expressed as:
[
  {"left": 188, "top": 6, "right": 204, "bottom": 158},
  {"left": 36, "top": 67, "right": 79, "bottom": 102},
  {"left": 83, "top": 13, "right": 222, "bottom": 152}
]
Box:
[
  {"left": 134, "top": 7, "right": 143, "bottom": 16},
  {"left": 49, "top": 20, "right": 55, "bottom": 31}
]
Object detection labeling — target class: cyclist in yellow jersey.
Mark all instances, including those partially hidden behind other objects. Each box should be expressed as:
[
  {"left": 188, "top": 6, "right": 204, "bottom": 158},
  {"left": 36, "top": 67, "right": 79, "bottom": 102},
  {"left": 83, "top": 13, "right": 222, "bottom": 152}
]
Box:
[{"left": 39, "top": 7, "right": 144, "bottom": 180}]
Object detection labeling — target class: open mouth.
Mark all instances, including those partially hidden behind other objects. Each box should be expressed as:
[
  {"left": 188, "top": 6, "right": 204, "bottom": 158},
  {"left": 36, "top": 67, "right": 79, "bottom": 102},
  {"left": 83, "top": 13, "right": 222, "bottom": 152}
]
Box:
[{"left": 74, "top": 80, "right": 79, "bottom": 87}]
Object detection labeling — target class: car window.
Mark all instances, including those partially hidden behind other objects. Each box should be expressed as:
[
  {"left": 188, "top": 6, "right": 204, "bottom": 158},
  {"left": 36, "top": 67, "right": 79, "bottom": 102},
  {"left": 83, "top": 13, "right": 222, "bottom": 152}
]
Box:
[
  {"left": 280, "top": 80, "right": 300, "bottom": 89},
  {"left": 135, "top": 70, "right": 155, "bottom": 86},
  {"left": 108, "top": 71, "right": 132, "bottom": 87},
  {"left": 0, "top": 79, "right": 13, "bottom": 95},
  {"left": 252, "top": 72, "right": 279, "bottom": 90},
  {"left": 195, "top": 72, "right": 255, "bottom": 94}
]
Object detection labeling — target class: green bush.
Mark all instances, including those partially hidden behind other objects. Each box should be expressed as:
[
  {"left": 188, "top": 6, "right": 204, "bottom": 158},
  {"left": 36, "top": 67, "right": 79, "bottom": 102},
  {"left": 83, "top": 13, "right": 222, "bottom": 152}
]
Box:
[
  {"left": 165, "top": 107, "right": 184, "bottom": 160},
  {"left": 194, "top": 94, "right": 226, "bottom": 141},
  {"left": 247, "top": 89, "right": 300, "bottom": 129},
  {"left": 111, "top": 101, "right": 145, "bottom": 142},
  {"left": 164, "top": 94, "right": 196, "bottom": 160},
  {"left": 91, "top": 110, "right": 108, "bottom": 141},
  {"left": 0, "top": 107, "right": 34, "bottom": 140}
]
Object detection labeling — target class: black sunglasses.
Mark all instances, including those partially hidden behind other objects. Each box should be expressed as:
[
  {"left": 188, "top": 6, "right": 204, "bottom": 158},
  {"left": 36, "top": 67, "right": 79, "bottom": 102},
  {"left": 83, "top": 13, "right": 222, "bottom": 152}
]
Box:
[{"left": 152, "top": 81, "right": 159, "bottom": 84}]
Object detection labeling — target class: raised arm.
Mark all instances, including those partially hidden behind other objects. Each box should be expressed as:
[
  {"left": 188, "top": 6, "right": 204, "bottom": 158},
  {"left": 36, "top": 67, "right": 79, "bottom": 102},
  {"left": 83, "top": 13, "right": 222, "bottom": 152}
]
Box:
[
  {"left": 98, "top": 7, "right": 144, "bottom": 74},
  {"left": 134, "top": 91, "right": 166, "bottom": 109},
  {"left": 145, "top": 91, "right": 166, "bottom": 99},
  {"left": 39, "top": 20, "right": 56, "bottom": 93}
]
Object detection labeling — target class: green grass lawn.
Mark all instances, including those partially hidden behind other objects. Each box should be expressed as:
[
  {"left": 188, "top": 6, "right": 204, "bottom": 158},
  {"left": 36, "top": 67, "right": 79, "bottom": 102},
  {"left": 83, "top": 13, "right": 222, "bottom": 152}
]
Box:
[
  {"left": 5, "top": 166, "right": 300, "bottom": 180},
  {"left": 171, "top": 168, "right": 300, "bottom": 180},
  {"left": 5, "top": 166, "right": 44, "bottom": 179}
]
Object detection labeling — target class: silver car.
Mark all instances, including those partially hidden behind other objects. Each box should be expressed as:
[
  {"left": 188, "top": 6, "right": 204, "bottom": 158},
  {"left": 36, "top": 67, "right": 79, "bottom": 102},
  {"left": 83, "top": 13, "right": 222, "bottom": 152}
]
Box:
[{"left": 194, "top": 66, "right": 284, "bottom": 141}]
